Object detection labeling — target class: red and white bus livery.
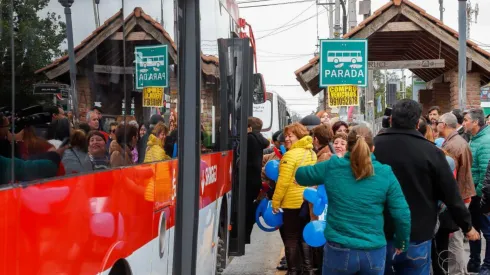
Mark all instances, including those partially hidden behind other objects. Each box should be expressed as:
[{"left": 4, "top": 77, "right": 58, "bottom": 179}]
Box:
[{"left": 0, "top": 0, "right": 264, "bottom": 273}]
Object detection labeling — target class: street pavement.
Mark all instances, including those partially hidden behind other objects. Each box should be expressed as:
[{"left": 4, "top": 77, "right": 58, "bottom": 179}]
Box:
[
  {"left": 223, "top": 225, "right": 284, "bottom": 275},
  {"left": 223, "top": 227, "right": 487, "bottom": 275}
]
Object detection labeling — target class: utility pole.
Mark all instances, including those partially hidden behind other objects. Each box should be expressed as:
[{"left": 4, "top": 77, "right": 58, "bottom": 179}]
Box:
[
  {"left": 348, "top": 0, "right": 357, "bottom": 29},
  {"left": 458, "top": 0, "right": 467, "bottom": 109},
  {"left": 161, "top": 0, "right": 165, "bottom": 28},
  {"left": 59, "top": 0, "right": 79, "bottom": 124},
  {"left": 329, "top": 0, "right": 334, "bottom": 38},
  {"left": 334, "top": 0, "right": 341, "bottom": 37},
  {"left": 439, "top": 0, "right": 444, "bottom": 21},
  {"left": 466, "top": 1, "right": 479, "bottom": 39}
]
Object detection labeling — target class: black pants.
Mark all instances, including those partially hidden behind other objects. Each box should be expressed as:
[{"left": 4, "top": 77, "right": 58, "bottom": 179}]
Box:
[{"left": 280, "top": 208, "right": 314, "bottom": 274}]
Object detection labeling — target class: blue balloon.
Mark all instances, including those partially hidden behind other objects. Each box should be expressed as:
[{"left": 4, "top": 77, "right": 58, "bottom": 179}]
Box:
[
  {"left": 280, "top": 145, "right": 287, "bottom": 155},
  {"left": 303, "top": 188, "right": 318, "bottom": 203},
  {"left": 263, "top": 201, "right": 283, "bottom": 227},
  {"left": 303, "top": 186, "right": 328, "bottom": 216},
  {"left": 265, "top": 160, "right": 280, "bottom": 181},
  {"left": 313, "top": 198, "right": 325, "bottom": 216},
  {"left": 303, "top": 220, "right": 327, "bottom": 247},
  {"left": 255, "top": 199, "right": 281, "bottom": 232}
]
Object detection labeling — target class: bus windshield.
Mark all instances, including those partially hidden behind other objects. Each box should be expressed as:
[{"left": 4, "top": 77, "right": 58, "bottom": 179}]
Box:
[{"left": 253, "top": 100, "right": 272, "bottom": 131}]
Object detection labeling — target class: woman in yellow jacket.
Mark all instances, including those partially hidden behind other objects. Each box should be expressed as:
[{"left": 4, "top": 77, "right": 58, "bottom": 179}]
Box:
[
  {"left": 143, "top": 122, "right": 171, "bottom": 203},
  {"left": 144, "top": 122, "right": 171, "bottom": 163},
  {"left": 272, "top": 122, "right": 317, "bottom": 275}
]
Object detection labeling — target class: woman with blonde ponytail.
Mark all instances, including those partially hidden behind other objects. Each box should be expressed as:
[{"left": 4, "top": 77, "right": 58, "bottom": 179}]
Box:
[{"left": 295, "top": 125, "right": 411, "bottom": 275}]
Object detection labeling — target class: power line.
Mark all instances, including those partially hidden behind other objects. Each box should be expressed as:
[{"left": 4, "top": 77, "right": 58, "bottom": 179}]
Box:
[
  {"left": 239, "top": 0, "right": 315, "bottom": 8},
  {"left": 255, "top": 2, "right": 314, "bottom": 39},
  {"left": 259, "top": 55, "right": 312, "bottom": 62},
  {"left": 266, "top": 84, "right": 302, "bottom": 86},
  {"left": 257, "top": 9, "right": 326, "bottom": 40}
]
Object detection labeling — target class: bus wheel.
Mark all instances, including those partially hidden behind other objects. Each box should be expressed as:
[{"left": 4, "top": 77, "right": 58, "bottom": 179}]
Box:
[
  {"left": 351, "top": 58, "right": 357, "bottom": 64},
  {"left": 215, "top": 237, "right": 226, "bottom": 275},
  {"left": 333, "top": 58, "right": 339, "bottom": 63},
  {"left": 109, "top": 259, "right": 132, "bottom": 275}
]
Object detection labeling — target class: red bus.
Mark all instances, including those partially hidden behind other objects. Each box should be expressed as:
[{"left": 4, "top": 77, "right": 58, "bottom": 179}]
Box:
[{"left": 0, "top": 0, "right": 264, "bottom": 274}]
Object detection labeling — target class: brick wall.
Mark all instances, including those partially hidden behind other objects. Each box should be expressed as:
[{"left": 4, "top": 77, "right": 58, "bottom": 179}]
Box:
[
  {"left": 419, "top": 89, "right": 433, "bottom": 115},
  {"left": 445, "top": 71, "right": 481, "bottom": 110},
  {"left": 432, "top": 82, "right": 451, "bottom": 114},
  {"left": 77, "top": 76, "right": 91, "bottom": 122}
]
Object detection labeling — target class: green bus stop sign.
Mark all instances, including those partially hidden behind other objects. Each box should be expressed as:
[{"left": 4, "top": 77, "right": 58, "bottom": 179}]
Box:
[
  {"left": 135, "top": 45, "right": 169, "bottom": 89},
  {"left": 319, "top": 39, "right": 368, "bottom": 87}
]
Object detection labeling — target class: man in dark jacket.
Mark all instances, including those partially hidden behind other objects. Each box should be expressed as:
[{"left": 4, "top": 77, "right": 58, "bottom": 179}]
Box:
[
  {"left": 245, "top": 117, "right": 270, "bottom": 244},
  {"left": 374, "top": 99, "right": 478, "bottom": 274}
]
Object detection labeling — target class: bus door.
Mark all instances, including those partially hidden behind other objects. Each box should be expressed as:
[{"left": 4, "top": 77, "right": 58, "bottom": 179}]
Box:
[{"left": 218, "top": 38, "right": 264, "bottom": 256}]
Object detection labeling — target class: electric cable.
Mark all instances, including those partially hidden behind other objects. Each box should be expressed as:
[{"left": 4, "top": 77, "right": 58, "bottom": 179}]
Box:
[
  {"left": 257, "top": 9, "right": 326, "bottom": 40},
  {"left": 239, "top": 0, "right": 315, "bottom": 8},
  {"left": 254, "top": 2, "right": 315, "bottom": 39}
]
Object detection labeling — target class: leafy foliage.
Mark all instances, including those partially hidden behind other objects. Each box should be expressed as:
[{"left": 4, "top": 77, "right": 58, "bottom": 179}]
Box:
[{"left": 0, "top": 0, "right": 66, "bottom": 109}]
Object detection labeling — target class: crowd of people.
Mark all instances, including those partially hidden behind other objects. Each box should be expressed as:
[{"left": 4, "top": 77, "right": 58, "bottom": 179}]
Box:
[
  {"left": 248, "top": 99, "right": 490, "bottom": 275},
  {"left": 0, "top": 105, "right": 181, "bottom": 184}
]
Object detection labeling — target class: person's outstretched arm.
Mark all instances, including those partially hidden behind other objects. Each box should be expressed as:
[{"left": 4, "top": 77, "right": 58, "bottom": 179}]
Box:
[{"left": 295, "top": 161, "right": 328, "bottom": 187}]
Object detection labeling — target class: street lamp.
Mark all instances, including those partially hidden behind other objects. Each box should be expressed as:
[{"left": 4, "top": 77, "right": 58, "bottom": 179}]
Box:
[
  {"left": 58, "top": 0, "right": 74, "bottom": 7},
  {"left": 59, "top": 0, "right": 79, "bottom": 125}
]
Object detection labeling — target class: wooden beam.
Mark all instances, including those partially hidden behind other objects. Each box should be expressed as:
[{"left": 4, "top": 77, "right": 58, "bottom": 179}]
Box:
[
  {"left": 45, "top": 17, "right": 125, "bottom": 79},
  {"left": 379, "top": 22, "right": 422, "bottom": 32},
  {"left": 368, "top": 59, "right": 445, "bottom": 69},
  {"left": 400, "top": 5, "right": 490, "bottom": 72},
  {"left": 94, "top": 65, "right": 134, "bottom": 74},
  {"left": 350, "top": 6, "right": 401, "bottom": 39},
  {"left": 136, "top": 18, "right": 178, "bottom": 63},
  {"left": 111, "top": 31, "right": 154, "bottom": 41},
  {"left": 300, "top": 62, "right": 320, "bottom": 84}
]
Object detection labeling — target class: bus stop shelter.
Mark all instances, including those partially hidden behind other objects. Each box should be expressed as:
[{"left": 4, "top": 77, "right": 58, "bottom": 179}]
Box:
[{"left": 294, "top": 0, "right": 490, "bottom": 115}]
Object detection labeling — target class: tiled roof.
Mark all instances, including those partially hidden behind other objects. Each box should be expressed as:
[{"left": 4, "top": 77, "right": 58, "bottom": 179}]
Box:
[
  {"left": 36, "top": 7, "right": 218, "bottom": 75},
  {"left": 294, "top": 0, "right": 490, "bottom": 77}
]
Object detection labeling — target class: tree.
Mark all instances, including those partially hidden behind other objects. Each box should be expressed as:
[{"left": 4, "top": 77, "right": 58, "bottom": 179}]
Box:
[
  {"left": 396, "top": 84, "right": 413, "bottom": 101},
  {"left": 0, "top": 0, "right": 66, "bottom": 110}
]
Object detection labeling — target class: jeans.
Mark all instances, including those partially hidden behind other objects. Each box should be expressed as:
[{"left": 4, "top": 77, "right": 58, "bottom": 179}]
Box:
[
  {"left": 384, "top": 240, "right": 431, "bottom": 275},
  {"left": 322, "top": 242, "right": 386, "bottom": 275}
]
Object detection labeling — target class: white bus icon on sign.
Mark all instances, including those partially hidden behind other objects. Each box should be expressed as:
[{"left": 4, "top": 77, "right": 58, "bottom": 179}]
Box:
[
  {"left": 136, "top": 54, "right": 165, "bottom": 68},
  {"left": 327, "top": 51, "right": 362, "bottom": 64}
]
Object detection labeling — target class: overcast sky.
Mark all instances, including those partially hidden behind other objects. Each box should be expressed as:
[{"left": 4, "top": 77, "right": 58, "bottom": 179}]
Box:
[{"left": 44, "top": 0, "right": 489, "bottom": 117}]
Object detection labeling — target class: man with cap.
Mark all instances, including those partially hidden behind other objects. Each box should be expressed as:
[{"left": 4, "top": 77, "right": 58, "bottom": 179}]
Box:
[
  {"left": 264, "top": 130, "right": 284, "bottom": 155},
  {"left": 300, "top": 114, "right": 321, "bottom": 132},
  {"left": 138, "top": 114, "right": 165, "bottom": 164}
]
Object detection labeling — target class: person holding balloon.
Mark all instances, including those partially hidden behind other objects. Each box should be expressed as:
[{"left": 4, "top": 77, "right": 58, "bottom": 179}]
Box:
[
  {"left": 272, "top": 122, "right": 317, "bottom": 275},
  {"left": 295, "top": 125, "right": 411, "bottom": 275}
]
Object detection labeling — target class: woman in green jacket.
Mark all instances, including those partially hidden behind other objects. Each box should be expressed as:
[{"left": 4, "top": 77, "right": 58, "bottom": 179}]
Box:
[
  {"left": 1, "top": 152, "right": 60, "bottom": 184},
  {"left": 295, "top": 125, "right": 411, "bottom": 275}
]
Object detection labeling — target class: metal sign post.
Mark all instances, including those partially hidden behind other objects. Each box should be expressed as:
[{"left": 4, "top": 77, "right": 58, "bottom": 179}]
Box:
[
  {"left": 458, "top": 0, "right": 467, "bottom": 109},
  {"left": 319, "top": 39, "right": 368, "bottom": 87},
  {"left": 173, "top": 0, "right": 201, "bottom": 274}
]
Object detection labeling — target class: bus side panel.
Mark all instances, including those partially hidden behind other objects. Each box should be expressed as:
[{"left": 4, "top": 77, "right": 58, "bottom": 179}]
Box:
[
  {"left": 0, "top": 188, "right": 20, "bottom": 275},
  {"left": 14, "top": 167, "right": 155, "bottom": 274}
]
